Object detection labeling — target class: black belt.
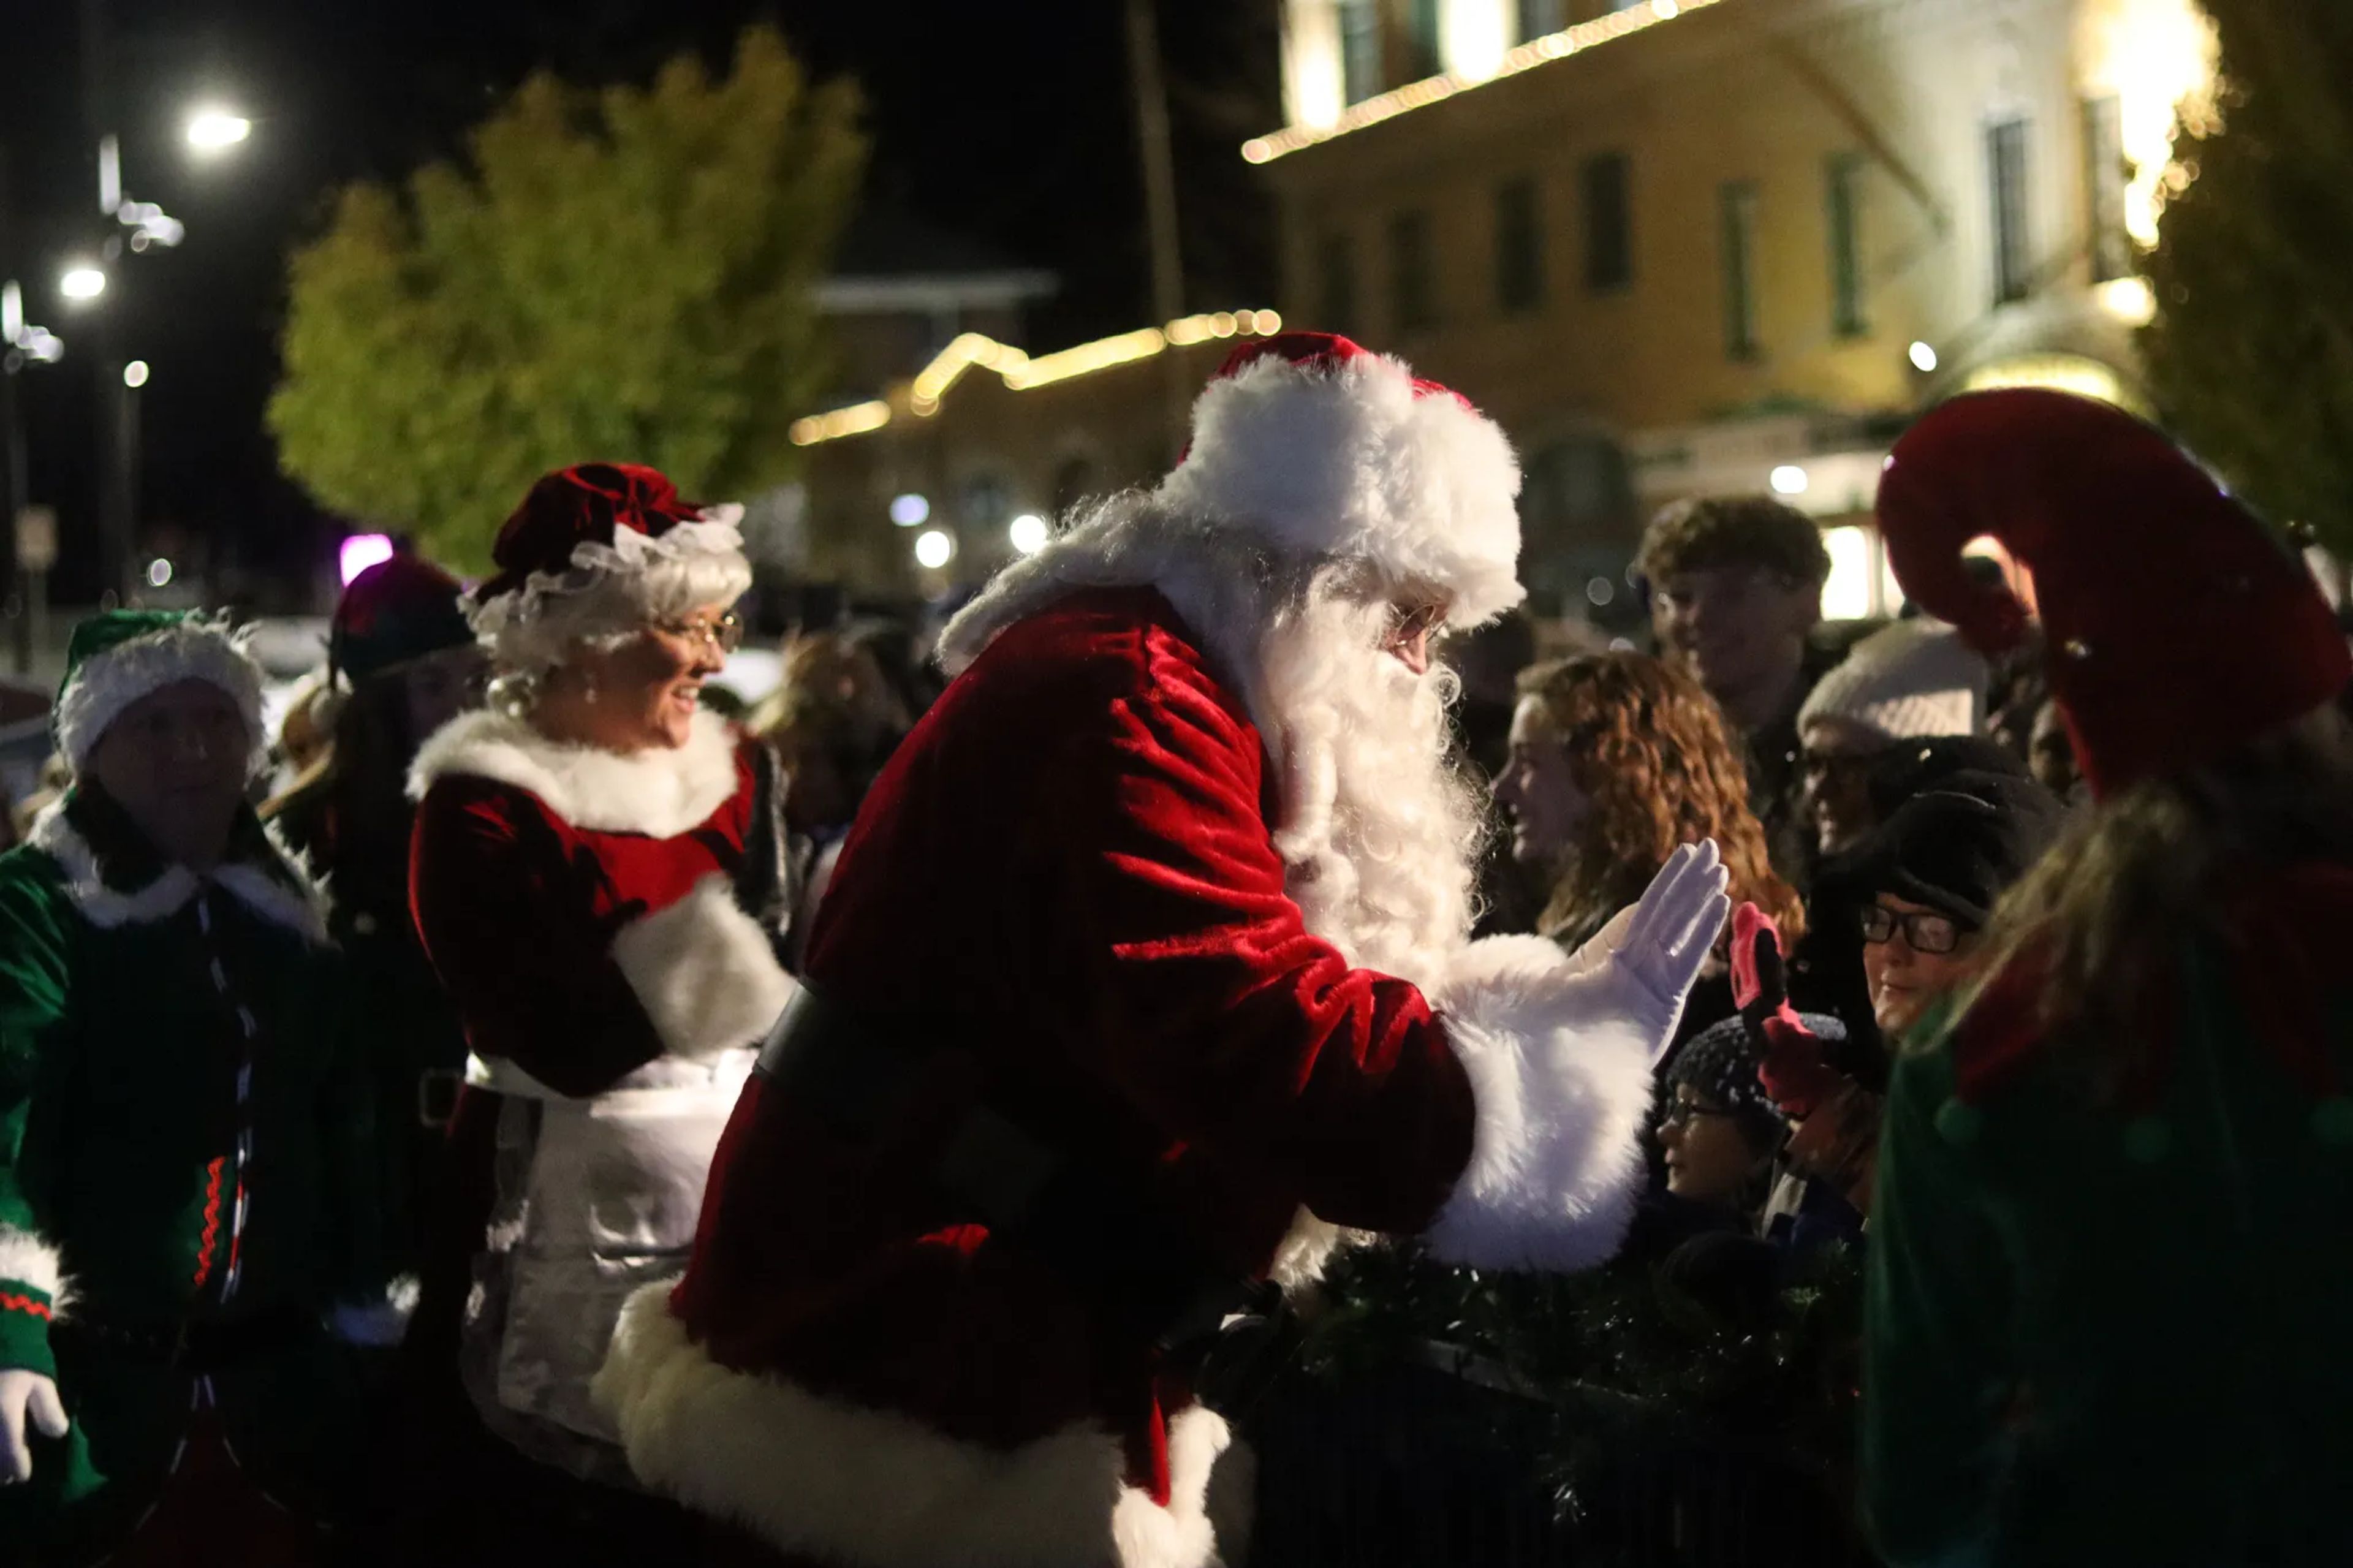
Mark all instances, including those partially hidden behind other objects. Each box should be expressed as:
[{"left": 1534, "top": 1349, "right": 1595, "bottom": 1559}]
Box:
[
  {"left": 756, "top": 985, "right": 1273, "bottom": 1364},
  {"left": 56, "top": 1303, "right": 314, "bottom": 1373}
]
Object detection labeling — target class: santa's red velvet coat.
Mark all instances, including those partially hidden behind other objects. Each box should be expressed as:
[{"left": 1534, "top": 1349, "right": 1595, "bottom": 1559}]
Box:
[
  {"left": 596, "top": 588, "right": 1662, "bottom": 1568},
  {"left": 409, "top": 706, "right": 793, "bottom": 1461}
]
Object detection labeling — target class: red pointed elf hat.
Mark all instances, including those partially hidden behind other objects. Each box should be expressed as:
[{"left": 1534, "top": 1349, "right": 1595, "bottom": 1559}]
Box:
[
  {"left": 1155, "top": 331, "right": 1525, "bottom": 624},
  {"left": 1876, "top": 388, "right": 2349, "bottom": 798}
]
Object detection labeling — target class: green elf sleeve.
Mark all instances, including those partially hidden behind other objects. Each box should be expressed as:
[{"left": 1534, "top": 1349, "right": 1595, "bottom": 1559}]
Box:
[
  {"left": 1861, "top": 1032, "right": 2014, "bottom": 1565},
  {"left": 0, "top": 852, "right": 76, "bottom": 1377}
]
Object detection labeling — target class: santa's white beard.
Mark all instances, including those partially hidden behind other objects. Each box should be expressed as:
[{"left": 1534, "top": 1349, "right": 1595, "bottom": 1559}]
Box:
[{"left": 1252, "top": 583, "right": 1485, "bottom": 991}]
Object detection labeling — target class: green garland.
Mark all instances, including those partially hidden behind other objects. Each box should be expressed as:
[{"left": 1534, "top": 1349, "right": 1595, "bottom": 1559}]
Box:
[{"left": 1297, "top": 1235, "right": 1865, "bottom": 1518}]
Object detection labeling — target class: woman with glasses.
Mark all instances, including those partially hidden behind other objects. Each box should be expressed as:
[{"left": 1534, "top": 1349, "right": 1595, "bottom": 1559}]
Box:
[
  {"left": 406, "top": 465, "right": 795, "bottom": 1542},
  {"left": 1729, "top": 770, "right": 2059, "bottom": 1243},
  {"left": 1849, "top": 773, "right": 2061, "bottom": 1040}
]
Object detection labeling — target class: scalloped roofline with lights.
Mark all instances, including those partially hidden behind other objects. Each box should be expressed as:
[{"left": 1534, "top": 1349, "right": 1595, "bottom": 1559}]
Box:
[
  {"left": 789, "top": 308, "right": 1284, "bottom": 447},
  {"left": 1244, "top": 0, "right": 1729, "bottom": 165}
]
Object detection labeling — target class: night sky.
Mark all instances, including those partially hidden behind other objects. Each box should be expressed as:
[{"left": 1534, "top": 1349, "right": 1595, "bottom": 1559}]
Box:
[{"left": 0, "top": 0, "right": 1280, "bottom": 603}]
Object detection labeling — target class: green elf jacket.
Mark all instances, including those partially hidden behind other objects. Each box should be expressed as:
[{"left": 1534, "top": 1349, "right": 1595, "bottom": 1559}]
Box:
[
  {"left": 1863, "top": 906, "right": 2353, "bottom": 1567},
  {"left": 0, "top": 784, "right": 385, "bottom": 1561}
]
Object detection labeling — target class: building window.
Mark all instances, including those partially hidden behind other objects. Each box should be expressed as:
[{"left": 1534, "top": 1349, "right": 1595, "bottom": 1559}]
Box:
[
  {"left": 1987, "top": 117, "right": 2033, "bottom": 305},
  {"left": 1405, "top": 0, "right": 1443, "bottom": 79},
  {"left": 1339, "top": 0, "right": 1382, "bottom": 104},
  {"left": 1495, "top": 176, "right": 1545, "bottom": 315},
  {"left": 1720, "top": 180, "right": 1761, "bottom": 360},
  {"left": 1515, "top": 0, "right": 1567, "bottom": 41},
  {"left": 2082, "top": 94, "right": 2130, "bottom": 283},
  {"left": 1583, "top": 152, "right": 1632, "bottom": 292},
  {"left": 1391, "top": 210, "right": 1437, "bottom": 331},
  {"left": 1319, "top": 232, "right": 1358, "bottom": 333},
  {"left": 1825, "top": 153, "right": 1866, "bottom": 338}
]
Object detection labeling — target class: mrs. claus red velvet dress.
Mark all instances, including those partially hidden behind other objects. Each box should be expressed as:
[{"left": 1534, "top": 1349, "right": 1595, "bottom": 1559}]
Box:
[
  {"left": 596, "top": 588, "right": 1665, "bottom": 1568},
  {"left": 408, "top": 705, "right": 793, "bottom": 1475}
]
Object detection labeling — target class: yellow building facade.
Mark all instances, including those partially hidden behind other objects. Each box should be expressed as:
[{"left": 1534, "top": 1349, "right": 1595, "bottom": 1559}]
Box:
[
  {"left": 1256, "top": 0, "right": 2212, "bottom": 618},
  {"left": 782, "top": 0, "right": 2211, "bottom": 615}
]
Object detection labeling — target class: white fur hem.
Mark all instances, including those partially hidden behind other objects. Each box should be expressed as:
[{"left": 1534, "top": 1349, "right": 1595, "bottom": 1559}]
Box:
[
  {"left": 409, "top": 707, "right": 741, "bottom": 837},
  {"left": 608, "top": 874, "right": 794, "bottom": 1058},
  {"left": 0, "top": 1227, "right": 69, "bottom": 1314},
  {"left": 1420, "top": 935, "right": 1656, "bottom": 1272},
  {"left": 594, "top": 1283, "right": 1242, "bottom": 1568}
]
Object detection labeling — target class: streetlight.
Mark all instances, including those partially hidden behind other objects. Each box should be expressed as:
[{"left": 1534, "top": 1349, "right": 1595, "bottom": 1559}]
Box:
[
  {"left": 122, "top": 359, "right": 148, "bottom": 388},
  {"left": 59, "top": 267, "right": 106, "bottom": 302},
  {"left": 185, "top": 109, "right": 252, "bottom": 152}
]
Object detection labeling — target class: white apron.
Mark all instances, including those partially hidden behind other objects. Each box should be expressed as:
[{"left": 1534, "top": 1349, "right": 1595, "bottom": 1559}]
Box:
[{"left": 463, "top": 1050, "right": 752, "bottom": 1464}]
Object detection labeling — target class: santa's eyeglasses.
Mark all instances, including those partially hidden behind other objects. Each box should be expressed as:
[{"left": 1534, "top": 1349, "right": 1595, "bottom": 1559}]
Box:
[{"left": 1384, "top": 602, "right": 1448, "bottom": 648}]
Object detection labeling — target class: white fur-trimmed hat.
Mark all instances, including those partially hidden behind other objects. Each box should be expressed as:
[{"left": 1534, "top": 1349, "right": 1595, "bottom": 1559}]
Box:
[
  {"left": 468, "top": 462, "right": 751, "bottom": 672},
  {"left": 56, "top": 610, "right": 266, "bottom": 775},
  {"left": 1153, "top": 333, "right": 1525, "bottom": 624},
  {"left": 1798, "top": 617, "right": 1988, "bottom": 747}
]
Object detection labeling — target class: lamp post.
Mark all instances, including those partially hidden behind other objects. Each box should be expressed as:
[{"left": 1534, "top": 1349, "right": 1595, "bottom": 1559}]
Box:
[{"left": 2, "top": 141, "right": 69, "bottom": 673}]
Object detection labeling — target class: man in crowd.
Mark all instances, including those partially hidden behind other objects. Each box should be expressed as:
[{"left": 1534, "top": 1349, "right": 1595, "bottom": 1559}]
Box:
[
  {"left": 1639, "top": 495, "right": 1837, "bottom": 883},
  {"left": 0, "top": 611, "right": 387, "bottom": 1566},
  {"left": 596, "top": 331, "right": 1730, "bottom": 1568}
]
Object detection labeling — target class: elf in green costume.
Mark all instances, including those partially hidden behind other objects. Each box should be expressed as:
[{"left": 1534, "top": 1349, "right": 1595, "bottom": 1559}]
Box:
[
  {"left": 1861, "top": 390, "right": 2353, "bottom": 1566},
  {"left": 0, "top": 611, "right": 388, "bottom": 1567}
]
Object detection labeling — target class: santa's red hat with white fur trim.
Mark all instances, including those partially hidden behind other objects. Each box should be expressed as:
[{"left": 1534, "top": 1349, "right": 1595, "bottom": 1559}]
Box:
[{"left": 1154, "top": 333, "right": 1526, "bottom": 624}]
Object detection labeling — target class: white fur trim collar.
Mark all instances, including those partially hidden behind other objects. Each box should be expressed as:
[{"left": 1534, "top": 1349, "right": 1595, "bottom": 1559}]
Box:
[
  {"left": 595, "top": 1284, "right": 1248, "bottom": 1568},
  {"left": 409, "top": 706, "right": 741, "bottom": 837},
  {"left": 26, "top": 801, "right": 328, "bottom": 942}
]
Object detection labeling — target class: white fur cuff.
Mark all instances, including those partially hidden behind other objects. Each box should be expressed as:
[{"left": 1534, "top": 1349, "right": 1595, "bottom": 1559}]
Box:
[
  {"left": 1420, "top": 935, "right": 1656, "bottom": 1273},
  {"left": 0, "top": 1227, "right": 68, "bottom": 1313},
  {"left": 610, "top": 874, "right": 794, "bottom": 1059}
]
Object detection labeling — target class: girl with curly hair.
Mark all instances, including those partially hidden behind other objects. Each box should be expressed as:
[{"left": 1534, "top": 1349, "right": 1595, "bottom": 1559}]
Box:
[{"left": 1494, "top": 650, "right": 1805, "bottom": 956}]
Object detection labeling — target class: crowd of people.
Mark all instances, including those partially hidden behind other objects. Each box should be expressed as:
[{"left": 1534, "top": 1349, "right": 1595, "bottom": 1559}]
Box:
[{"left": 0, "top": 332, "right": 2343, "bottom": 1568}]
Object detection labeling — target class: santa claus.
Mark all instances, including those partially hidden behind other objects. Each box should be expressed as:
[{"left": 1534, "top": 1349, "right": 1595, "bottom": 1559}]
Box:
[{"left": 593, "top": 332, "right": 1730, "bottom": 1567}]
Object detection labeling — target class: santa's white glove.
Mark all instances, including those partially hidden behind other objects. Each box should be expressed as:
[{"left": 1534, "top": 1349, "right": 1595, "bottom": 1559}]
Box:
[
  {"left": 0, "top": 1369, "right": 67, "bottom": 1485},
  {"left": 1565, "top": 839, "right": 1733, "bottom": 1067},
  {"left": 1420, "top": 841, "right": 1730, "bottom": 1273}
]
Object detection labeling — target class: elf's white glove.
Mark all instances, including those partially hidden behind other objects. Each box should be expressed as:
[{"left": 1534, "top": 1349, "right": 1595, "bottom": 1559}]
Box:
[
  {"left": 0, "top": 1369, "right": 67, "bottom": 1485},
  {"left": 1422, "top": 841, "right": 1730, "bottom": 1272}
]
